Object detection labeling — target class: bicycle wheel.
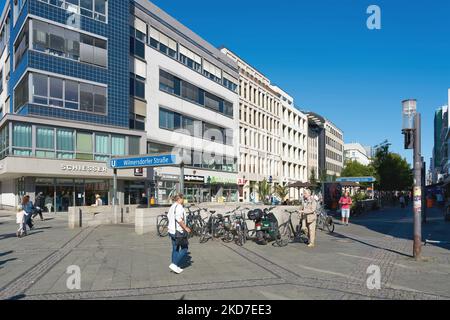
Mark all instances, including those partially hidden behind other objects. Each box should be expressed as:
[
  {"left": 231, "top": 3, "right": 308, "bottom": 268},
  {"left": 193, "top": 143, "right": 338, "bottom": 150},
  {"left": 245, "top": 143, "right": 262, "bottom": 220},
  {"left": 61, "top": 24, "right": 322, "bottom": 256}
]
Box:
[
  {"left": 157, "top": 217, "right": 169, "bottom": 237},
  {"left": 236, "top": 227, "right": 246, "bottom": 246},
  {"left": 275, "top": 223, "right": 292, "bottom": 247},
  {"left": 326, "top": 217, "right": 335, "bottom": 233},
  {"left": 222, "top": 230, "right": 234, "bottom": 243},
  {"left": 199, "top": 224, "right": 210, "bottom": 244}
]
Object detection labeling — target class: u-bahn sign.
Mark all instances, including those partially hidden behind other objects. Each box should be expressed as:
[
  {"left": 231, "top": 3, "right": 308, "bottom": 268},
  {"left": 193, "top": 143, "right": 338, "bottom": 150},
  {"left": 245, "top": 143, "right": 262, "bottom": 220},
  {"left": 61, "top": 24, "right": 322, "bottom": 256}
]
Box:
[
  {"left": 336, "top": 177, "right": 376, "bottom": 183},
  {"left": 110, "top": 155, "right": 178, "bottom": 169}
]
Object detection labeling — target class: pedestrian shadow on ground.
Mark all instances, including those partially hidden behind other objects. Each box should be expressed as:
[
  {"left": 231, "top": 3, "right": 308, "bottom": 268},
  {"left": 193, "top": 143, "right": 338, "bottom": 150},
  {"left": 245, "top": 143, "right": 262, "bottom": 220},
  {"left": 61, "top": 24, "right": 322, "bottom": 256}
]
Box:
[
  {"left": 0, "top": 231, "right": 44, "bottom": 240},
  {"left": 0, "top": 250, "right": 13, "bottom": 257},
  {"left": 8, "top": 294, "right": 26, "bottom": 300},
  {"left": 328, "top": 231, "right": 413, "bottom": 258},
  {"left": 0, "top": 258, "right": 18, "bottom": 267}
]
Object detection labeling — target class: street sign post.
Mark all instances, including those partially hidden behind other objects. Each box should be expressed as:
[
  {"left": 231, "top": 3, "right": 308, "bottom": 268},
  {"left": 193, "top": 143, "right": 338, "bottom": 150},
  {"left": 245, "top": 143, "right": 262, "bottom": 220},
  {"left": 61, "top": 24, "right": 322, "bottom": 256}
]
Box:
[
  {"left": 110, "top": 155, "right": 178, "bottom": 169},
  {"left": 336, "top": 177, "right": 376, "bottom": 183}
]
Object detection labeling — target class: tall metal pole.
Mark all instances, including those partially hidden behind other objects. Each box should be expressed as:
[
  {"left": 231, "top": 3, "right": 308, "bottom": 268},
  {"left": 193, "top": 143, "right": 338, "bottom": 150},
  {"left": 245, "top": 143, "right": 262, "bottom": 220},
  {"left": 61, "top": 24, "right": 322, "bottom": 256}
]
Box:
[
  {"left": 421, "top": 157, "right": 427, "bottom": 224},
  {"left": 179, "top": 162, "right": 185, "bottom": 195},
  {"left": 113, "top": 169, "right": 118, "bottom": 223},
  {"left": 413, "top": 114, "right": 422, "bottom": 260}
]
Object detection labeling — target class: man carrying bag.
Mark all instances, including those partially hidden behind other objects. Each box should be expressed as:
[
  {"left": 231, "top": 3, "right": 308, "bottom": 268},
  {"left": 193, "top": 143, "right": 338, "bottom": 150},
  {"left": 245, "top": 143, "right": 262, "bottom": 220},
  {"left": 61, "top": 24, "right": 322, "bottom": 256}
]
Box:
[
  {"left": 300, "top": 189, "right": 318, "bottom": 248},
  {"left": 167, "top": 194, "right": 191, "bottom": 274}
]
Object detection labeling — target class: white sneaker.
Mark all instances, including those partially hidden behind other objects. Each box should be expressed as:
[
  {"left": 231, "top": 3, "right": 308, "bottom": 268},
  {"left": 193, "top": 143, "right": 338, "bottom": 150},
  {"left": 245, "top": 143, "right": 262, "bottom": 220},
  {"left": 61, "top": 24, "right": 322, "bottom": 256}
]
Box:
[
  {"left": 169, "top": 264, "right": 179, "bottom": 273},
  {"left": 176, "top": 267, "right": 183, "bottom": 274}
]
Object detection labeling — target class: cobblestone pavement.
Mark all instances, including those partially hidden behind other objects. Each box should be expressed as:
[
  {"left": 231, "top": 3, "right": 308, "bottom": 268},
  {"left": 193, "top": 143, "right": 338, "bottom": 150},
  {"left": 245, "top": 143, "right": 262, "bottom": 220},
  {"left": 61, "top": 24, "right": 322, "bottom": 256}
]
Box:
[{"left": 0, "top": 207, "right": 449, "bottom": 300}]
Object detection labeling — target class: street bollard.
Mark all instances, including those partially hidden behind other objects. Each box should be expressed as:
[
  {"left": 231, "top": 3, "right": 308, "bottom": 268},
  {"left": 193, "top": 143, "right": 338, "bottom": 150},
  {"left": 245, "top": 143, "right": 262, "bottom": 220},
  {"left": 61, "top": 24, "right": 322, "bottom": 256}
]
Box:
[
  {"left": 79, "top": 209, "right": 82, "bottom": 228},
  {"left": 121, "top": 208, "right": 124, "bottom": 224}
]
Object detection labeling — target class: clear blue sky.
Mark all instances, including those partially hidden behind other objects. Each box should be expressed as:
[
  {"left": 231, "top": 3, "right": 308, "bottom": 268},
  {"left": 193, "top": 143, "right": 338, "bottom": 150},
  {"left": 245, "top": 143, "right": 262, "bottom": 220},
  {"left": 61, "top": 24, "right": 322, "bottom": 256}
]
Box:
[{"left": 2, "top": 0, "right": 449, "bottom": 167}]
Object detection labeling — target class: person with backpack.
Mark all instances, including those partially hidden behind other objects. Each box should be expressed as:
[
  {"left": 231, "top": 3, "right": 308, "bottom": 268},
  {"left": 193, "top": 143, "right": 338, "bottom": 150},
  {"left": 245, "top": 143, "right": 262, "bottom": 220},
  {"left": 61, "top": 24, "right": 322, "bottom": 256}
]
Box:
[{"left": 167, "top": 194, "right": 191, "bottom": 274}]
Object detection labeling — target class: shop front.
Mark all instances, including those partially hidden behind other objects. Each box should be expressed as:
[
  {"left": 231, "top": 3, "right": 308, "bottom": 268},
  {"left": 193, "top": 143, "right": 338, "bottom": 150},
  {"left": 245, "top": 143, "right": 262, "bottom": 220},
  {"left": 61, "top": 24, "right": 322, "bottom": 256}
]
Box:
[
  {"left": 0, "top": 156, "right": 146, "bottom": 211},
  {"left": 207, "top": 175, "right": 238, "bottom": 203}
]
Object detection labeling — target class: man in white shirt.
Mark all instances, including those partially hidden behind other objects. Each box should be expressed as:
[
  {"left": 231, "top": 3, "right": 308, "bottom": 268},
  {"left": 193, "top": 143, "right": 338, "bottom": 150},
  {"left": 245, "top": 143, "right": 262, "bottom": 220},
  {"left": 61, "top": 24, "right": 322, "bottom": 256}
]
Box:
[{"left": 167, "top": 194, "right": 191, "bottom": 274}]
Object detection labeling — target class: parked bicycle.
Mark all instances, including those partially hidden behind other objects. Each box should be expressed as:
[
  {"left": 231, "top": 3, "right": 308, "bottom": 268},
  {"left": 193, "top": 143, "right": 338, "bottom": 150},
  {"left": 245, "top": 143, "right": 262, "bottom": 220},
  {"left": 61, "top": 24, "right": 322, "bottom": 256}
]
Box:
[
  {"left": 316, "top": 205, "right": 335, "bottom": 233},
  {"left": 185, "top": 205, "right": 208, "bottom": 237},
  {"left": 156, "top": 212, "right": 169, "bottom": 237},
  {"left": 276, "top": 210, "right": 309, "bottom": 247}
]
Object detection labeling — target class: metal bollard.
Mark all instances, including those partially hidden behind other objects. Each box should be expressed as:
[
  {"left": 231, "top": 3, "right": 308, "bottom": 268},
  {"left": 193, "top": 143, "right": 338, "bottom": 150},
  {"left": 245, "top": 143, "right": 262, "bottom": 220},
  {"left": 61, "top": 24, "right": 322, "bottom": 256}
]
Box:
[
  {"left": 121, "top": 208, "right": 124, "bottom": 224},
  {"left": 79, "top": 208, "right": 82, "bottom": 228}
]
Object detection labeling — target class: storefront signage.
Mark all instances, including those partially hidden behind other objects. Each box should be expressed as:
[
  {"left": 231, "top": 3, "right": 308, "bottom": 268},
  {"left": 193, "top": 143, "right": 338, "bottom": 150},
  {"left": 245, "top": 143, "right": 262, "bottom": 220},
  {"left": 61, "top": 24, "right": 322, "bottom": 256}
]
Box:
[
  {"left": 61, "top": 164, "right": 108, "bottom": 173},
  {"left": 158, "top": 174, "right": 179, "bottom": 181},
  {"left": 237, "top": 179, "right": 248, "bottom": 186},
  {"left": 110, "top": 155, "right": 178, "bottom": 169},
  {"left": 134, "top": 168, "right": 144, "bottom": 177},
  {"left": 206, "top": 176, "right": 237, "bottom": 185},
  {"left": 184, "top": 175, "right": 205, "bottom": 183}
]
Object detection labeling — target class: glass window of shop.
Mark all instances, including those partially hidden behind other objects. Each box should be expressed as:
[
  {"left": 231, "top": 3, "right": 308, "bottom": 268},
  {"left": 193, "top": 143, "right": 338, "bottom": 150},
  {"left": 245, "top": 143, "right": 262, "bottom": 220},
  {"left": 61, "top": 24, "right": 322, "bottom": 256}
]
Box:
[
  {"left": 35, "top": 178, "right": 109, "bottom": 212},
  {"left": 156, "top": 180, "right": 178, "bottom": 205}
]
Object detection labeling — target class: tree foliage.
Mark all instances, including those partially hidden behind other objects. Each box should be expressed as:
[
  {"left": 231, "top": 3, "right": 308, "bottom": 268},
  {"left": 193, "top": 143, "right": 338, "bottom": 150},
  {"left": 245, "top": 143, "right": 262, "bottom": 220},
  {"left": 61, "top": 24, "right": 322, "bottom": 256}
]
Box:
[
  {"left": 372, "top": 146, "right": 413, "bottom": 191},
  {"left": 275, "top": 184, "right": 289, "bottom": 201},
  {"left": 342, "top": 160, "right": 375, "bottom": 178},
  {"left": 257, "top": 178, "right": 272, "bottom": 204}
]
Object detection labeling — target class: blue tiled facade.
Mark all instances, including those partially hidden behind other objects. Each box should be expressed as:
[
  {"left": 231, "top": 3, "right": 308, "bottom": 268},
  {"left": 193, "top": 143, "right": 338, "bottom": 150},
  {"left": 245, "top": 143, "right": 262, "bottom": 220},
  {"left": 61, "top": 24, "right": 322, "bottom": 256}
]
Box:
[{"left": 8, "top": 0, "right": 130, "bottom": 128}]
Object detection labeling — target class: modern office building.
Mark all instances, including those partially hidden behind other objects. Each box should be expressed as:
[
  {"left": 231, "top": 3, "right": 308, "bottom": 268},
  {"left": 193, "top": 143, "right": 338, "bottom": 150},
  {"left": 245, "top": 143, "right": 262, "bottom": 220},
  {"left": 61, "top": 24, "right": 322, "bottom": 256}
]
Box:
[
  {"left": 344, "top": 143, "right": 371, "bottom": 166},
  {"left": 220, "top": 48, "right": 308, "bottom": 202},
  {"left": 305, "top": 111, "right": 344, "bottom": 181},
  {"left": 0, "top": 0, "right": 239, "bottom": 210}
]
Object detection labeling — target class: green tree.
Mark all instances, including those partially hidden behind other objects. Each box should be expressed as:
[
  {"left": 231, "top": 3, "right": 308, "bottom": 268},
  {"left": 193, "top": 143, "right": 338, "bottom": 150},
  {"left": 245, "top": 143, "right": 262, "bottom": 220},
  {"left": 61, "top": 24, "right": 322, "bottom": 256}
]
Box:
[
  {"left": 257, "top": 179, "right": 272, "bottom": 204},
  {"left": 372, "top": 146, "right": 413, "bottom": 191},
  {"left": 342, "top": 160, "right": 376, "bottom": 178},
  {"left": 275, "top": 184, "right": 289, "bottom": 203}
]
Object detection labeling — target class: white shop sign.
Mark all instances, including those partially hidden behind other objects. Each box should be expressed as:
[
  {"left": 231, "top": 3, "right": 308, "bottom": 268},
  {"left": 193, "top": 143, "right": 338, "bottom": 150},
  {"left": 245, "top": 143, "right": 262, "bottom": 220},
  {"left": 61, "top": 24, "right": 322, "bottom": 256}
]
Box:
[{"left": 61, "top": 164, "right": 108, "bottom": 173}]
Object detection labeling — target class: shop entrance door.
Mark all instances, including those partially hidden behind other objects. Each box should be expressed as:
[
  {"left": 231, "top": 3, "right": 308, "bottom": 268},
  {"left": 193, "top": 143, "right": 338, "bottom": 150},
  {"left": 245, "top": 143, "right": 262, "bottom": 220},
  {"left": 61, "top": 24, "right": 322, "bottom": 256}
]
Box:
[
  {"left": 56, "top": 180, "right": 74, "bottom": 213},
  {"left": 74, "top": 180, "right": 85, "bottom": 207}
]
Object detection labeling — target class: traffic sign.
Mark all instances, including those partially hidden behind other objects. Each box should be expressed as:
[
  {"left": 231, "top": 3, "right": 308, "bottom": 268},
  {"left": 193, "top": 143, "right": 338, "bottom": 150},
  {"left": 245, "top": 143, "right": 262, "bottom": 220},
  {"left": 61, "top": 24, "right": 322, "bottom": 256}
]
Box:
[
  {"left": 336, "top": 177, "right": 376, "bottom": 183},
  {"left": 110, "top": 155, "right": 178, "bottom": 169}
]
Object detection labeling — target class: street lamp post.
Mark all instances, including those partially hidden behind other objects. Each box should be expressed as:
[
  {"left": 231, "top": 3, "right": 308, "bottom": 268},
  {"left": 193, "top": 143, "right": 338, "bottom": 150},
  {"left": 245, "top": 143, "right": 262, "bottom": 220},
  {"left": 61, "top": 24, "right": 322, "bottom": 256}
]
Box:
[{"left": 402, "top": 99, "right": 422, "bottom": 260}]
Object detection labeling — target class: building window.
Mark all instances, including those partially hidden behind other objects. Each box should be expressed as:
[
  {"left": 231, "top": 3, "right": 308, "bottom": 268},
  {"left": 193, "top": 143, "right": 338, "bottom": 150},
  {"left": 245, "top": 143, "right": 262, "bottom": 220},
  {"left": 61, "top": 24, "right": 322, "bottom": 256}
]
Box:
[
  {"left": 76, "top": 131, "right": 93, "bottom": 160},
  {"left": 179, "top": 45, "right": 201, "bottom": 72},
  {"left": 12, "top": 123, "right": 32, "bottom": 156},
  {"left": 14, "top": 21, "right": 29, "bottom": 69},
  {"left": 94, "top": 133, "right": 109, "bottom": 161},
  {"left": 38, "top": 0, "right": 108, "bottom": 23},
  {"left": 111, "top": 135, "right": 125, "bottom": 156},
  {"left": 130, "top": 73, "right": 145, "bottom": 100},
  {"left": 0, "top": 125, "right": 9, "bottom": 159},
  {"left": 159, "top": 69, "right": 233, "bottom": 118},
  {"left": 128, "top": 136, "right": 140, "bottom": 156},
  {"left": 14, "top": 75, "right": 29, "bottom": 112},
  {"left": 36, "top": 126, "right": 55, "bottom": 158},
  {"left": 31, "top": 19, "right": 107, "bottom": 67},
  {"left": 30, "top": 73, "right": 107, "bottom": 115},
  {"left": 56, "top": 128, "right": 75, "bottom": 159},
  {"left": 202, "top": 60, "right": 222, "bottom": 83},
  {"left": 149, "top": 27, "right": 177, "bottom": 59}
]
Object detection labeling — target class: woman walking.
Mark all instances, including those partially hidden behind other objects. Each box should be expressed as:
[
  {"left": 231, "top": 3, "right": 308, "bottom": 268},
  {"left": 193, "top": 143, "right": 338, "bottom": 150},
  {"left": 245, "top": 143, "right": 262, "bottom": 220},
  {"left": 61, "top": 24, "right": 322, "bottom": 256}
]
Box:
[
  {"left": 339, "top": 192, "right": 353, "bottom": 226},
  {"left": 22, "top": 195, "right": 35, "bottom": 231},
  {"left": 167, "top": 194, "right": 191, "bottom": 274},
  {"left": 16, "top": 205, "right": 26, "bottom": 237}
]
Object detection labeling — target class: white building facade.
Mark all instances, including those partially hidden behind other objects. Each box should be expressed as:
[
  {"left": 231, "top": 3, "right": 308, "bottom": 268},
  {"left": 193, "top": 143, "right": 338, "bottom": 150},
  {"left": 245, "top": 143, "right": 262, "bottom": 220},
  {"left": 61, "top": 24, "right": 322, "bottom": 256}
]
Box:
[{"left": 344, "top": 143, "right": 371, "bottom": 166}]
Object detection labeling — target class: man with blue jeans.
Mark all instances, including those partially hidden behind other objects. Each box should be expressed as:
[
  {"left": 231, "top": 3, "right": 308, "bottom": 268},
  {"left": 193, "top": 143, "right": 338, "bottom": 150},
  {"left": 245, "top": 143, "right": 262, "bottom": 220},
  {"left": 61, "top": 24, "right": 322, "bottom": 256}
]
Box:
[{"left": 167, "top": 194, "right": 191, "bottom": 274}]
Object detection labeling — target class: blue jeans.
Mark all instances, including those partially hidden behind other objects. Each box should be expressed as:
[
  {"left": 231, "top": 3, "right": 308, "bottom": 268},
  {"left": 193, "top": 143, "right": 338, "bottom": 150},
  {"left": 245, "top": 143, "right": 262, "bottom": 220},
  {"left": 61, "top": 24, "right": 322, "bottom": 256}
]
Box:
[{"left": 169, "top": 234, "right": 188, "bottom": 267}]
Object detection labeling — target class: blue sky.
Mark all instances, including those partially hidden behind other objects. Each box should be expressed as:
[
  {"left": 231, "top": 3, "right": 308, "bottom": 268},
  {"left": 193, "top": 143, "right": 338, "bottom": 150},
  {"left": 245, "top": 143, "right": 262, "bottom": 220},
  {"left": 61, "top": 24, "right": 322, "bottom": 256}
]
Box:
[{"left": 2, "top": 0, "right": 449, "bottom": 167}]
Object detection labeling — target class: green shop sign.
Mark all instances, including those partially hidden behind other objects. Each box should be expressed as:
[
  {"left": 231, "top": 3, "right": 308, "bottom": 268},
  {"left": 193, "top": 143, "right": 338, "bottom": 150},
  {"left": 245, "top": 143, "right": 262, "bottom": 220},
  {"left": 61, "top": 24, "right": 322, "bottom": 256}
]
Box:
[{"left": 205, "top": 176, "right": 236, "bottom": 185}]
